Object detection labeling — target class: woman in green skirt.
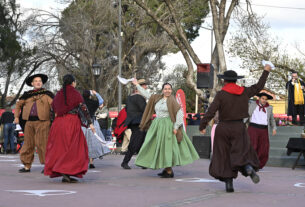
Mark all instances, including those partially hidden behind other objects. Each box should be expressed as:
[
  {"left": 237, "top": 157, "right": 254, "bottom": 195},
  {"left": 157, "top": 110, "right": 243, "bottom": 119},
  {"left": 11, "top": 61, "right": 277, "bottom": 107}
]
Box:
[{"left": 132, "top": 80, "right": 199, "bottom": 178}]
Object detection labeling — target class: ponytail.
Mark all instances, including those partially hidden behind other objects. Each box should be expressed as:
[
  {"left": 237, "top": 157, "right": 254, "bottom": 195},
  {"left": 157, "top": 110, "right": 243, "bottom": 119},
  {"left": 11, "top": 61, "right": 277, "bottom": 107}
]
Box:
[{"left": 62, "top": 74, "right": 76, "bottom": 105}]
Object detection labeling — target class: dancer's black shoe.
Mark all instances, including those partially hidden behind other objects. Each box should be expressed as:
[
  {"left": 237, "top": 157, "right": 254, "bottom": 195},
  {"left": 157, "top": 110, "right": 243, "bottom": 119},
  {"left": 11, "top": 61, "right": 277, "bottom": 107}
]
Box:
[
  {"left": 160, "top": 171, "right": 174, "bottom": 178},
  {"left": 121, "top": 162, "right": 131, "bottom": 169},
  {"left": 244, "top": 164, "right": 260, "bottom": 184},
  {"left": 225, "top": 178, "right": 234, "bottom": 193}
]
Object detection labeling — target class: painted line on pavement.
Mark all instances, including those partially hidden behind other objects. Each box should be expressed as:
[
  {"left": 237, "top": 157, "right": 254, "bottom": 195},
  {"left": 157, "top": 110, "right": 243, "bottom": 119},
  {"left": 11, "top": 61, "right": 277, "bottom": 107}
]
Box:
[
  {"left": 294, "top": 183, "right": 305, "bottom": 188},
  {"left": 5, "top": 190, "right": 77, "bottom": 197},
  {"left": 175, "top": 178, "right": 220, "bottom": 183}
]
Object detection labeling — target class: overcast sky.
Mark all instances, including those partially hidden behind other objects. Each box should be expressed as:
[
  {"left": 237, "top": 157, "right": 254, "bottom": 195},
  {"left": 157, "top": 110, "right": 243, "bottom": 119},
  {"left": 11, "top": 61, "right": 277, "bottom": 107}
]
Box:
[{"left": 17, "top": 0, "right": 305, "bottom": 75}]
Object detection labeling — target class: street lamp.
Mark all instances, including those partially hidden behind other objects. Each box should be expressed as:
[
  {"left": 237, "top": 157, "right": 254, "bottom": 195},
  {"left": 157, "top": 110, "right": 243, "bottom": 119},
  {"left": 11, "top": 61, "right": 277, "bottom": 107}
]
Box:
[
  {"left": 92, "top": 63, "right": 102, "bottom": 77},
  {"left": 92, "top": 63, "right": 102, "bottom": 91}
]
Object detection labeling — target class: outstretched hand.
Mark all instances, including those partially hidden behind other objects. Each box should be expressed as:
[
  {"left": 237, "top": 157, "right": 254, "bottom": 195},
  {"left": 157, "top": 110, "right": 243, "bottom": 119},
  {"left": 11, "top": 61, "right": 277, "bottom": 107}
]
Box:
[
  {"left": 264, "top": 64, "right": 271, "bottom": 72},
  {"left": 132, "top": 78, "right": 138, "bottom": 85},
  {"left": 200, "top": 129, "right": 206, "bottom": 135},
  {"left": 89, "top": 124, "right": 96, "bottom": 134}
]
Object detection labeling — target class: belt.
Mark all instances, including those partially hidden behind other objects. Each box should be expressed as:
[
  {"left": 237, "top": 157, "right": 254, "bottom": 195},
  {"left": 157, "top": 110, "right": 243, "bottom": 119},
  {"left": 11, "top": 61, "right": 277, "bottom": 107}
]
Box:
[
  {"left": 28, "top": 116, "right": 40, "bottom": 121},
  {"left": 220, "top": 119, "right": 243, "bottom": 123},
  {"left": 249, "top": 122, "right": 268, "bottom": 129}
]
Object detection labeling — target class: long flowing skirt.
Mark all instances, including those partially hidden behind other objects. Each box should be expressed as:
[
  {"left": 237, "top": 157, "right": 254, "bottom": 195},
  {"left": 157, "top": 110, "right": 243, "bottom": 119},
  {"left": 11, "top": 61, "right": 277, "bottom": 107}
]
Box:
[
  {"left": 44, "top": 114, "right": 89, "bottom": 178},
  {"left": 135, "top": 117, "right": 199, "bottom": 169},
  {"left": 82, "top": 120, "right": 110, "bottom": 159}
]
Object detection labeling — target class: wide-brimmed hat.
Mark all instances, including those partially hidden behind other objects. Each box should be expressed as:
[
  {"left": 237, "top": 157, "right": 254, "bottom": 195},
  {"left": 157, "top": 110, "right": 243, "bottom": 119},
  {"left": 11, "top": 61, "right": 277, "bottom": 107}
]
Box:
[
  {"left": 217, "top": 70, "right": 244, "bottom": 80},
  {"left": 138, "top": 79, "right": 147, "bottom": 85},
  {"left": 25, "top": 74, "right": 48, "bottom": 86},
  {"left": 257, "top": 92, "right": 273, "bottom": 100}
]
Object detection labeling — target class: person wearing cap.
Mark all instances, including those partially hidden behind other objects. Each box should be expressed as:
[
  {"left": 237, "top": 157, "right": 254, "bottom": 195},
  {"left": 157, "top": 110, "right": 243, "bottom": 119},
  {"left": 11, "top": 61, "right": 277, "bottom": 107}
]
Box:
[
  {"left": 121, "top": 79, "right": 148, "bottom": 169},
  {"left": 14, "top": 74, "right": 54, "bottom": 173},
  {"left": 199, "top": 64, "right": 271, "bottom": 193},
  {"left": 245, "top": 92, "right": 277, "bottom": 169},
  {"left": 286, "top": 71, "right": 305, "bottom": 125}
]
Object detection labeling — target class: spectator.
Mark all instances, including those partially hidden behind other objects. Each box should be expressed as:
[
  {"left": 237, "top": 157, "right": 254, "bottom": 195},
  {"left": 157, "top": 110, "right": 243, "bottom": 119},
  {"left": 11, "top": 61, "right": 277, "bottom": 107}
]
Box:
[{"left": 0, "top": 107, "right": 16, "bottom": 154}]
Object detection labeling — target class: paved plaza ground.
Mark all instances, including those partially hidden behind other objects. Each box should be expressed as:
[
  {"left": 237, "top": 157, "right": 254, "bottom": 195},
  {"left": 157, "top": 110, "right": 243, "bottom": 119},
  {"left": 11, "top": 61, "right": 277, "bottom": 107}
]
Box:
[{"left": 0, "top": 154, "right": 305, "bottom": 207}]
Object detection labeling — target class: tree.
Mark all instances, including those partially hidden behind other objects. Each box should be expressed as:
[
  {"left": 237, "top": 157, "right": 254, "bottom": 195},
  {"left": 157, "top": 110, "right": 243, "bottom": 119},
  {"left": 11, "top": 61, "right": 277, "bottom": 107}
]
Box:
[
  {"left": 163, "top": 64, "right": 206, "bottom": 113},
  {"left": 29, "top": 0, "right": 175, "bottom": 106},
  {"left": 228, "top": 10, "right": 305, "bottom": 95},
  {"left": 0, "top": 0, "right": 51, "bottom": 107},
  {"left": 132, "top": 0, "right": 209, "bottom": 99}
]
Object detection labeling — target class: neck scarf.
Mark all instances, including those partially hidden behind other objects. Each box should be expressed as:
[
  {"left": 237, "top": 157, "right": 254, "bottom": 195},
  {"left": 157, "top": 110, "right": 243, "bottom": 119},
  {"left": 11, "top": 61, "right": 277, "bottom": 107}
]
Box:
[
  {"left": 294, "top": 80, "right": 304, "bottom": 105},
  {"left": 256, "top": 100, "right": 269, "bottom": 113},
  {"left": 222, "top": 83, "right": 244, "bottom": 95}
]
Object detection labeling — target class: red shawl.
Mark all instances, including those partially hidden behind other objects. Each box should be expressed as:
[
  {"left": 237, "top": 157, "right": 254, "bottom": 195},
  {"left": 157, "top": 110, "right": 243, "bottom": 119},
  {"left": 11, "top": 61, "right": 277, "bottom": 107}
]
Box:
[
  {"left": 52, "top": 85, "right": 84, "bottom": 116},
  {"left": 222, "top": 83, "right": 244, "bottom": 95}
]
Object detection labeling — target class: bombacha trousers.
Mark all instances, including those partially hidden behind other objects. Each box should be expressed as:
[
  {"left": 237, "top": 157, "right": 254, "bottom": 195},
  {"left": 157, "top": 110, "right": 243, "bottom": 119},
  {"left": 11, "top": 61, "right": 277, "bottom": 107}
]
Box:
[{"left": 20, "top": 120, "right": 50, "bottom": 169}]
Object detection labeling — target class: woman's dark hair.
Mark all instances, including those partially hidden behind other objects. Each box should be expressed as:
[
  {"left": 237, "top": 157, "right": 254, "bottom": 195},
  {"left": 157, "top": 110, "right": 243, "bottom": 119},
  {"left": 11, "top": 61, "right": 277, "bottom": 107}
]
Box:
[
  {"left": 63, "top": 74, "right": 75, "bottom": 105},
  {"left": 162, "top": 82, "right": 172, "bottom": 90},
  {"left": 82, "top": 90, "right": 91, "bottom": 100}
]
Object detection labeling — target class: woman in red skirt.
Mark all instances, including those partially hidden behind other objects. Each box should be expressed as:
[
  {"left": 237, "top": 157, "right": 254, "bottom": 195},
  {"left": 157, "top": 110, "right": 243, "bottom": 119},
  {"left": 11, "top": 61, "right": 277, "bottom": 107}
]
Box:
[{"left": 44, "top": 74, "right": 95, "bottom": 183}]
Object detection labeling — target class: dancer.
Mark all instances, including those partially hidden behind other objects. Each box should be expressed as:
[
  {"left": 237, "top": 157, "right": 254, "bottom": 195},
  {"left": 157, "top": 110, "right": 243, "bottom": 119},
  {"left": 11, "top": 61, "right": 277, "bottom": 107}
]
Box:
[
  {"left": 14, "top": 74, "right": 54, "bottom": 173},
  {"left": 134, "top": 80, "right": 199, "bottom": 177},
  {"left": 199, "top": 65, "right": 271, "bottom": 192},
  {"left": 44, "top": 74, "right": 94, "bottom": 183},
  {"left": 246, "top": 92, "right": 277, "bottom": 169},
  {"left": 82, "top": 90, "right": 110, "bottom": 169},
  {"left": 121, "top": 79, "right": 147, "bottom": 169}
]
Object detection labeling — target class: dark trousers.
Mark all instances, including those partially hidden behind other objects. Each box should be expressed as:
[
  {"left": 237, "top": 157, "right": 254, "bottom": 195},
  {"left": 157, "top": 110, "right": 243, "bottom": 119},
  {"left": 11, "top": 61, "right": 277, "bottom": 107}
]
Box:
[
  {"left": 248, "top": 126, "right": 269, "bottom": 169},
  {"left": 292, "top": 105, "right": 305, "bottom": 125},
  {"left": 122, "top": 124, "right": 146, "bottom": 164},
  {"left": 209, "top": 121, "right": 259, "bottom": 181},
  {"left": 3, "top": 123, "right": 15, "bottom": 152}
]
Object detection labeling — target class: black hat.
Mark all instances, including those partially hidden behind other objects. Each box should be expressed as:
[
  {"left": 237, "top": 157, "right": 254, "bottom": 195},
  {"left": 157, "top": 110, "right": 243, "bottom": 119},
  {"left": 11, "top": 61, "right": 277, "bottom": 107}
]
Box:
[
  {"left": 257, "top": 92, "right": 273, "bottom": 100},
  {"left": 25, "top": 74, "right": 48, "bottom": 86},
  {"left": 217, "top": 70, "right": 244, "bottom": 80}
]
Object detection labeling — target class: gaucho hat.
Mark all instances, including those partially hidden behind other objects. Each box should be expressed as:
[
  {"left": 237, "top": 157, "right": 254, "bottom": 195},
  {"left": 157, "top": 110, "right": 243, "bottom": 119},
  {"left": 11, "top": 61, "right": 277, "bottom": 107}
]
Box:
[
  {"left": 217, "top": 70, "right": 244, "bottom": 80},
  {"left": 25, "top": 74, "right": 48, "bottom": 86},
  {"left": 257, "top": 92, "right": 273, "bottom": 100}
]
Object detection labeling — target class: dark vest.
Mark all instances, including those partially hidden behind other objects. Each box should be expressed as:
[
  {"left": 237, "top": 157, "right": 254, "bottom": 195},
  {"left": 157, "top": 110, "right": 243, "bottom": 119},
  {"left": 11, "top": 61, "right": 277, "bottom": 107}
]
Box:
[{"left": 124, "top": 94, "right": 146, "bottom": 126}]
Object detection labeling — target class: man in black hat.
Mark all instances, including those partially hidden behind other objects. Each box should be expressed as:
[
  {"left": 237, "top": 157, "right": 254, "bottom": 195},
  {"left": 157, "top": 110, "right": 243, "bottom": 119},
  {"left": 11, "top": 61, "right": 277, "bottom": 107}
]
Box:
[
  {"left": 245, "top": 92, "right": 277, "bottom": 169},
  {"left": 14, "top": 74, "right": 54, "bottom": 173},
  {"left": 199, "top": 65, "right": 271, "bottom": 193},
  {"left": 121, "top": 79, "right": 147, "bottom": 169}
]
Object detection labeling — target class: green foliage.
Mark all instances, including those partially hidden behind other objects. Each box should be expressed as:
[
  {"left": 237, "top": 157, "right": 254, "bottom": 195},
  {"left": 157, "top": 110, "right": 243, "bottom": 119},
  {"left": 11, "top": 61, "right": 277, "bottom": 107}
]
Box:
[{"left": 0, "top": 0, "right": 22, "bottom": 63}]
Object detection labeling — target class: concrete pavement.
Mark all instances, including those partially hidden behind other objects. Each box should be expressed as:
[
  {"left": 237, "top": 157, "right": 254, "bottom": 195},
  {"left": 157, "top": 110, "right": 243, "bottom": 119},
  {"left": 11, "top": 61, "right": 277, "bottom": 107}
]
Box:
[{"left": 0, "top": 154, "right": 305, "bottom": 207}]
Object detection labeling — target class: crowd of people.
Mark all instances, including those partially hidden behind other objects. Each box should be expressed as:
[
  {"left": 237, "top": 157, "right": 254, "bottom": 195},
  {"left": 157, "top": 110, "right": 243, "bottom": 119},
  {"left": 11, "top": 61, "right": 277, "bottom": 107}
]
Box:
[{"left": 1, "top": 62, "right": 303, "bottom": 193}]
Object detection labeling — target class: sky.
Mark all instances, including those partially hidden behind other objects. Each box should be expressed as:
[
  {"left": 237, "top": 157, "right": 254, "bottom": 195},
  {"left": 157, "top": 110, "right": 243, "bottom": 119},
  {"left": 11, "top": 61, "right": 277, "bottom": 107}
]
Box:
[{"left": 17, "top": 0, "right": 305, "bottom": 76}]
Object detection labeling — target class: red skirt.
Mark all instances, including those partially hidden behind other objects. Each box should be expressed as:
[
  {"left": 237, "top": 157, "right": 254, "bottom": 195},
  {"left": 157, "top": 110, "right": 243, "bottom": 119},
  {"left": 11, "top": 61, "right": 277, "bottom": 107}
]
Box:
[{"left": 44, "top": 114, "right": 89, "bottom": 178}]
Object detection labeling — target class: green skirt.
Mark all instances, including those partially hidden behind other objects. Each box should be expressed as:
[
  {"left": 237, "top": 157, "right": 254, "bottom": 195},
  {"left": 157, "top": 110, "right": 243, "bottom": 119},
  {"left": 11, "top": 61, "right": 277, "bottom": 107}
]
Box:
[{"left": 135, "top": 117, "right": 199, "bottom": 169}]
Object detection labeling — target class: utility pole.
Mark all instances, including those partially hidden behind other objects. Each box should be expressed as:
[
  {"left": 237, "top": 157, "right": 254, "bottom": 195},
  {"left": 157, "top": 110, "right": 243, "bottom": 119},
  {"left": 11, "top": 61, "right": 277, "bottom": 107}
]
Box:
[{"left": 118, "top": 0, "right": 122, "bottom": 112}]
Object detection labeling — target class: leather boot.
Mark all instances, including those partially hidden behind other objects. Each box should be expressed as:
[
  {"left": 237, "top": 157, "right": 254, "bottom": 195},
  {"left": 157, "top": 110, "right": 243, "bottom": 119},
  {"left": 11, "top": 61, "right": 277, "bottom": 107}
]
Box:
[
  {"left": 225, "top": 178, "right": 234, "bottom": 193},
  {"left": 244, "top": 164, "right": 260, "bottom": 184}
]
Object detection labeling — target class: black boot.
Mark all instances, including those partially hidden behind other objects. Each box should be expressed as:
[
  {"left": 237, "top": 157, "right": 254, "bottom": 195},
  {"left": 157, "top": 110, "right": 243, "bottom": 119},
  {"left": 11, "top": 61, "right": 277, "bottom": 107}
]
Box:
[
  {"left": 157, "top": 170, "right": 166, "bottom": 176},
  {"left": 244, "top": 164, "right": 260, "bottom": 184},
  {"left": 19, "top": 168, "right": 30, "bottom": 173},
  {"left": 89, "top": 164, "right": 95, "bottom": 169},
  {"left": 160, "top": 171, "right": 174, "bottom": 178},
  {"left": 121, "top": 162, "right": 131, "bottom": 169},
  {"left": 225, "top": 178, "right": 234, "bottom": 193}
]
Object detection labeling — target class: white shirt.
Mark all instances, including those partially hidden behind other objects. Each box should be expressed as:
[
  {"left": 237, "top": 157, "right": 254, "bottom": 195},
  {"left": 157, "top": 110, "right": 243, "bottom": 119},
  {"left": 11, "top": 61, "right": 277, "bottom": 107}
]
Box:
[{"left": 250, "top": 105, "right": 268, "bottom": 126}]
